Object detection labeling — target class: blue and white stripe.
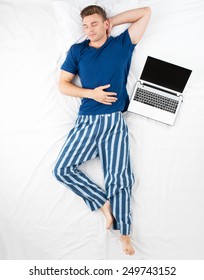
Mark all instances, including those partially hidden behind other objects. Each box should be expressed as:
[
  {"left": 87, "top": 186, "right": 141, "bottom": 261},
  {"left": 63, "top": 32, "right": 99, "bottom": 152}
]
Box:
[{"left": 53, "top": 112, "right": 135, "bottom": 235}]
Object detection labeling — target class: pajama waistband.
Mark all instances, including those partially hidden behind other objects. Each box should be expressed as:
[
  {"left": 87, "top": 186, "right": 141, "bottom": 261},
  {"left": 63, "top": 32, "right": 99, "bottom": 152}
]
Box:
[{"left": 77, "top": 111, "right": 123, "bottom": 121}]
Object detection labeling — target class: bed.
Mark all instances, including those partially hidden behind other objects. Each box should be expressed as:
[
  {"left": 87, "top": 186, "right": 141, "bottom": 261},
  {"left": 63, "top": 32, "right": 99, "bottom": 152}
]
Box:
[{"left": 0, "top": 0, "right": 204, "bottom": 260}]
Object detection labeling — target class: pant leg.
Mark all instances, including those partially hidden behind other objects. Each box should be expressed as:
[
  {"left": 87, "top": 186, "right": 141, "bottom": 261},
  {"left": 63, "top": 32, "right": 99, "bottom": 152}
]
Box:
[
  {"left": 53, "top": 115, "right": 107, "bottom": 211},
  {"left": 97, "top": 112, "right": 135, "bottom": 235}
]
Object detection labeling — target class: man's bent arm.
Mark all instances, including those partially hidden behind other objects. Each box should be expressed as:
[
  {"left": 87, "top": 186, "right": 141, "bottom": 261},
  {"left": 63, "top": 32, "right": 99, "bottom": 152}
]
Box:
[
  {"left": 109, "top": 7, "right": 151, "bottom": 44},
  {"left": 58, "top": 70, "right": 117, "bottom": 105},
  {"left": 59, "top": 70, "right": 92, "bottom": 98}
]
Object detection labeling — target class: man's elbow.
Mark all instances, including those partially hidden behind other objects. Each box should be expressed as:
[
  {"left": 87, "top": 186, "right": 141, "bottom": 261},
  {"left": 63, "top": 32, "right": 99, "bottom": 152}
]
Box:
[
  {"left": 144, "top": 6, "right": 151, "bottom": 16},
  {"left": 58, "top": 80, "right": 68, "bottom": 95},
  {"left": 58, "top": 81, "right": 64, "bottom": 94}
]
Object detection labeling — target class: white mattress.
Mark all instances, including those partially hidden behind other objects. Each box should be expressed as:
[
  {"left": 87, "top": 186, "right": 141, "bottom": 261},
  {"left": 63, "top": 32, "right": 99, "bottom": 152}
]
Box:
[{"left": 0, "top": 0, "right": 204, "bottom": 260}]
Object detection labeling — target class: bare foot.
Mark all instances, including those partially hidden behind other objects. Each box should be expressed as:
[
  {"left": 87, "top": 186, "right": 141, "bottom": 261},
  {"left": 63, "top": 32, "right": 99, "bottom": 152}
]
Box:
[
  {"left": 120, "top": 235, "right": 135, "bottom": 256},
  {"left": 100, "top": 201, "right": 114, "bottom": 229}
]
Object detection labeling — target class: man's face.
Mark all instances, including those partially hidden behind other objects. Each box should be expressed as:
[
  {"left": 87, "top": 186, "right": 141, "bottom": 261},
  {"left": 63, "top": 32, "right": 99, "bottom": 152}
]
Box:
[{"left": 82, "top": 13, "right": 108, "bottom": 42}]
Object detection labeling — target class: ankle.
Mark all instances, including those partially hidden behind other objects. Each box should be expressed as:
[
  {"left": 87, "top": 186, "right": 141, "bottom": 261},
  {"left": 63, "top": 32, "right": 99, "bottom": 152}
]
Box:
[{"left": 120, "top": 235, "right": 130, "bottom": 240}]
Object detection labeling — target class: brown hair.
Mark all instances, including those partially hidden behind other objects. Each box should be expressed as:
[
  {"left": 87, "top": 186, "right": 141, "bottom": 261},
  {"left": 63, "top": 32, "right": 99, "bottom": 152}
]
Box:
[{"left": 80, "top": 5, "right": 107, "bottom": 21}]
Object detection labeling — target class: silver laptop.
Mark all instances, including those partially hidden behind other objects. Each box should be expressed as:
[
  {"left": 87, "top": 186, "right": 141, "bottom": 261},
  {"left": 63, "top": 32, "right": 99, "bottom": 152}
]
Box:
[{"left": 128, "top": 56, "right": 192, "bottom": 125}]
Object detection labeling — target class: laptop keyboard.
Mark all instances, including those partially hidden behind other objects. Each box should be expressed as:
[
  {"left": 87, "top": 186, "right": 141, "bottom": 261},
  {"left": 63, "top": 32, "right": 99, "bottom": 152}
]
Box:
[{"left": 133, "top": 88, "right": 179, "bottom": 114}]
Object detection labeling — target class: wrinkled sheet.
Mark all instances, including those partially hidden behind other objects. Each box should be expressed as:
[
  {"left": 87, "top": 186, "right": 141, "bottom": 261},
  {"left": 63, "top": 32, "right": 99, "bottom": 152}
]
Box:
[{"left": 0, "top": 0, "right": 204, "bottom": 259}]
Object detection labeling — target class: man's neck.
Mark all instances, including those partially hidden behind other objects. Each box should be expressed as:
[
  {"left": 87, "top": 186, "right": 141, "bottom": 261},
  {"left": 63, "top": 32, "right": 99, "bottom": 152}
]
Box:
[{"left": 89, "top": 35, "right": 108, "bottom": 49}]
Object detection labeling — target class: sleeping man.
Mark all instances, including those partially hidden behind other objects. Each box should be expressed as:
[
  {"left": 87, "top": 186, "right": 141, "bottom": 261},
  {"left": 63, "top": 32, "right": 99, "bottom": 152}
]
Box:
[{"left": 53, "top": 5, "right": 151, "bottom": 256}]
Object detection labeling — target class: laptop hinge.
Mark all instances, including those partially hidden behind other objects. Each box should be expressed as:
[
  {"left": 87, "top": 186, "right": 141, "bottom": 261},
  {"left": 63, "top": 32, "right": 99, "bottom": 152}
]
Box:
[{"left": 142, "top": 82, "right": 178, "bottom": 96}]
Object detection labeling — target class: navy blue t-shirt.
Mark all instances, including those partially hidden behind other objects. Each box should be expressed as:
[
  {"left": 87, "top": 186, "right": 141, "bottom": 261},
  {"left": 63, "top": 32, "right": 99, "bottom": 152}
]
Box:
[{"left": 61, "top": 29, "right": 136, "bottom": 115}]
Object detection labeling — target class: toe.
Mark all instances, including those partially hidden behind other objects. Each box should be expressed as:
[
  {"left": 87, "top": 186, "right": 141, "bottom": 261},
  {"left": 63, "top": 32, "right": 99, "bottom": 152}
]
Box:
[{"left": 130, "top": 250, "right": 135, "bottom": 256}]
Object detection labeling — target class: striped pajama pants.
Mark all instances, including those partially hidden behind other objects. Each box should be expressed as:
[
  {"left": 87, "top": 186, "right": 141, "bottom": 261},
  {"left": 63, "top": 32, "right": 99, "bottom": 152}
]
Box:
[{"left": 53, "top": 112, "right": 135, "bottom": 235}]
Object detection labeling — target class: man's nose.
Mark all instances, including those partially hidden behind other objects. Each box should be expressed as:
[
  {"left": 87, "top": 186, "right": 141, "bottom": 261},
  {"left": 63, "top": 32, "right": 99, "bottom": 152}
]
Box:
[{"left": 88, "top": 26, "right": 94, "bottom": 33}]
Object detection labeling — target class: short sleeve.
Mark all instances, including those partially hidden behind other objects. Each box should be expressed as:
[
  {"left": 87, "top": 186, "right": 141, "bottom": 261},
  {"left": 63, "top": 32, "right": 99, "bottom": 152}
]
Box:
[
  {"left": 115, "top": 29, "right": 136, "bottom": 51},
  {"left": 61, "top": 45, "right": 78, "bottom": 74}
]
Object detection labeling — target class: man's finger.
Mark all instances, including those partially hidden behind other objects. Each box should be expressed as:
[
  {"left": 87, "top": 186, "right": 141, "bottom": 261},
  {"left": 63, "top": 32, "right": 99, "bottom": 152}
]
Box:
[
  {"left": 105, "top": 97, "right": 117, "bottom": 102},
  {"left": 103, "top": 101, "right": 112, "bottom": 105},
  {"left": 106, "top": 92, "right": 117, "bottom": 96},
  {"left": 99, "top": 84, "right": 111, "bottom": 90}
]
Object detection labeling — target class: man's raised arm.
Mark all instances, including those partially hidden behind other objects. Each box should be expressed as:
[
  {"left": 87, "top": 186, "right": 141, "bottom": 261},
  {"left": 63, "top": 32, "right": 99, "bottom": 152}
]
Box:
[{"left": 109, "top": 7, "right": 151, "bottom": 44}]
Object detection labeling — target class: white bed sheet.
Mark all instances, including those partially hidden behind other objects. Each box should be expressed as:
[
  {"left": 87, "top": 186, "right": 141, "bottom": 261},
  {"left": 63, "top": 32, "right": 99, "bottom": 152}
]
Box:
[{"left": 0, "top": 0, "right": 204, "bottom": 260}]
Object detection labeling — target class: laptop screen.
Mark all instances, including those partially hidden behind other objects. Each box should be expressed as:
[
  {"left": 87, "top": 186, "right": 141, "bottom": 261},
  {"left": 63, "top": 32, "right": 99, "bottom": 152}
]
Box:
[{"left": 140, "top": 56, "right": 192, "bottom": 93}]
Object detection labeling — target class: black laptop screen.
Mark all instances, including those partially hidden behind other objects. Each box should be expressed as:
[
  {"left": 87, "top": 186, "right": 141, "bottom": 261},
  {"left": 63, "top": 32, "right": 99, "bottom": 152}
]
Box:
[{"left": 140, "top": 56, "right": 192, "bottom": 93}]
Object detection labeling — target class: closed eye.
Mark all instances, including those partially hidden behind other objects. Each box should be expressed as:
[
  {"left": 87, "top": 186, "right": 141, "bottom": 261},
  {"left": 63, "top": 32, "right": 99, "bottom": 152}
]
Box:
[{"left": 83, "top": 21, "right": 99, "bottom": 29}]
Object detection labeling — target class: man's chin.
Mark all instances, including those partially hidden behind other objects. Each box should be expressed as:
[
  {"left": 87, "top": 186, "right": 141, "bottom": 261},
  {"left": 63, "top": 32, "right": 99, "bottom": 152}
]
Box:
[{"left": 89, "top": 37, "right": 97, "bottom": 42}]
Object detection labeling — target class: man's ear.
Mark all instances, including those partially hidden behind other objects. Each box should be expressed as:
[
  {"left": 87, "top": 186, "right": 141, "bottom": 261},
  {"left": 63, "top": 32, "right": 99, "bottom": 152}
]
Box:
[
  {"left": 104, "top": 19, "right": 109, "bottom": 30},
  {"left": 105, "top": 19, "right": 113, "bottom": 36}
]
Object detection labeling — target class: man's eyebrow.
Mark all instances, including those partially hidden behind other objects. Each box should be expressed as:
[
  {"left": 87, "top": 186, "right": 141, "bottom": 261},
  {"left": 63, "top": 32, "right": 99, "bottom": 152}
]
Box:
[{"left": 83, "top": 21, "right": 98, "bottom": 26}]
